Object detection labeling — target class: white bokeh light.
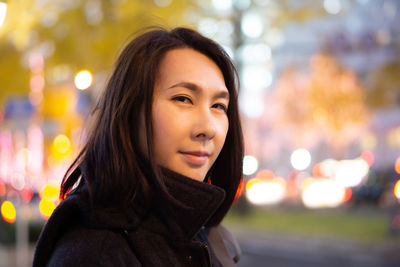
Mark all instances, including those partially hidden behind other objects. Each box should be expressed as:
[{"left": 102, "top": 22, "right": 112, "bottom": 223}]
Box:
[
  {"left": 323, "top": 0, "right": 342, "bottom": 15},
  {"left": 198, "top": 18, "right": 217, "bottom": 38},
  {"left": 335, "top": 159, "right": 369, "bottom": 187},
  {"left": 74, "top": 70, "right": 93, "bottom": 90},
  {"left": 241, "top": 11, "right": 264, "bottom": 38},
  {"left": 242, "top": 65, "right": 272, "bottom": 92},
  {"left": 239, "top": 43, "right": 271, "bottom": 63},
  {"left": 290, "top": 149, "right": 311, "bottom": 171},
  {"left": 246, "top": 180, "right": 286, "bottom": 205},
  {"left": 239, "top": 93, "right": 264, "bottom": 118},
  {"left": 243, "top": 155, "right": 258, "bottom": 175},
  {"left": 0, "top": 2, "right": 7, "bottom": 28},
  {"left": 302, "top": 179, "right": 345, "bottom": 208},
  {"left": 212, "top": 0, "right": 232, "bottom": 11},
  {"left": 320, "top": 158, "right": 339, "bottom": 177}
]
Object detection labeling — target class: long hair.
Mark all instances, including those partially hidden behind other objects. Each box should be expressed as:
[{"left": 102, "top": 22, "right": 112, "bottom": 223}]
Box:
[{"left": 60, "top": 27, "right": 244, "bottom": 226}]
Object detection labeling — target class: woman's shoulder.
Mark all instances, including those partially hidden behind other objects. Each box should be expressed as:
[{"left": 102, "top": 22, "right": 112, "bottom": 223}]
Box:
[{"left": 46, "top": 225, "right": 141, "bottom": 266}]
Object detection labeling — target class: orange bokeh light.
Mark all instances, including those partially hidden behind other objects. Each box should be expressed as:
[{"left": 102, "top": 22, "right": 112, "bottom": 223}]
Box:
[
  {"left": 234, "top": 178, "right": 244, "bottom": 201},
  {"left": 395, "top": 157, "right": 400, "bottom": 174},
  {"left": 256, "top": 169, "right": 274, "bottom": 180},
  {"left": 312, "top": 162, "right": 324, "bottom": 178}
]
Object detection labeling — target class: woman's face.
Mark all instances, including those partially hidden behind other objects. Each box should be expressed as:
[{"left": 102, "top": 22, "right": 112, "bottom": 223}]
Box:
[{"left": 150, "top": 48, "right": 229, "bottom": 181}]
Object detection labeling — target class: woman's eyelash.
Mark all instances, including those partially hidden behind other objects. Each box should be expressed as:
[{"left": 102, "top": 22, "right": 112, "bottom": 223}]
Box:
[
  {"left": 213, "top": 103, "right": 228, "bottom": 112},
  {"left": 172, "top": 96, "right": 192, "bottom": 103},
  {"left": 173, "top": 96, "right": 227, "bottom": 112}
]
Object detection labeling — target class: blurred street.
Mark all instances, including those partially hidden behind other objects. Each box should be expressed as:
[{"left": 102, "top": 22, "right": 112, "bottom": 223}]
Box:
[
  {"left": 1, "top": 226, "right": 399, "bottom": 267},
  {"left": 232, "top": 227, "right": 400, "bottom": 267}
]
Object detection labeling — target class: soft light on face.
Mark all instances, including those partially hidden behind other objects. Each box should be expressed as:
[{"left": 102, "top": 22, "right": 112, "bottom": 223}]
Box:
[{"left": 150, "top": 48, "right": 229, "bottom": 181}]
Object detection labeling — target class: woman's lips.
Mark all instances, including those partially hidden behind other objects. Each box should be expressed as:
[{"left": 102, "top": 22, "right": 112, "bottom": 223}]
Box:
[{"left": 179, "top": 151, "right": 209, "bottom": 166}]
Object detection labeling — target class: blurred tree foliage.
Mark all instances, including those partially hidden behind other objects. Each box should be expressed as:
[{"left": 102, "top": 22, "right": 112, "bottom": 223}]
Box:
[
  {"left": 269, "top": 53, "right": 369, "bottom": 156},
  {"left": 365, "top": 61, "right": 400, "bottom": 108},
  {"left": 0, "top": 0, "right": 193, "bottom": 107}
]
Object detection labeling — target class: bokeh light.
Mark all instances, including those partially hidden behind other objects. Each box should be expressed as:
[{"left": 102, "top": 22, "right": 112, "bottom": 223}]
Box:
[
  {"left": 246, "top": 178, "right": 262, "bottom": 192},
  {"left": 256, "top": 169, "right": 274, "bottom": 180},
  {"left": 74, "top": 70, "right": 93, "bottom": 90},
  {"left": 20, "top": 186, "right": 34, "bottom": 203},
  {"left": 320, "top": 159, "right": 339, "bottom": 177},
  {"left": 240, "top": 93, "right": 264, "bottom": 118},
  {"left": 0, "top": 2, "right": 6, "bottom": 28},
  {"left": 234, "top": 178, "right": 244, "bottom": 200},
  {"left": 290, "top": 149, "right": 312, "bottom": 171},
  {"left": 302, "top": 178, "right": 345, "bottom": 208},
  {"left": 243, "top": 155, "right": 259, "bottom": 175},
  {"left": 1, "top": 200, "right": 16, "bottom": 223},
  {"left": 395, "top": 157, "right": 400, "bottom": 174},
  {"left": 241, "top": 11, "right": 264, "bottom": 38},
  {"left": 40, "top": 183, "right": 60, "bottom": 201},
  {"left": 246, "top": 177, "right": 286, "bottom": 205},
  {"left": 154, "top": 0, "right": 172, "bottom": 8},
  {"left": 0, "top": 181, "right": 5, "bottom": 196},
  {"left": 39, "top": 199, "right": 56, "bottom": 219},
  {"left": 212, "top": 0, "right": 232, "bottom": 11},
  {"left": 323, "top": 0, "right": 342, "bottom": 15},
  {"left": 394, "top": 179, "right": 400, "bottom": 200},
  {"left": 52, "top": 134, "right": 71, "bottom": 158},
  {"left": 360, "top": 150, "right": 375, "bottom": 167},
  {"left": 335, "top": 158, "right": 369, "bottom": 187}
]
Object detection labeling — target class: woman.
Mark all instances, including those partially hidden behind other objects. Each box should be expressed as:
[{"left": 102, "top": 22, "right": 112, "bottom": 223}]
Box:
[{"left": 33, "top": 27, "right": 243, "bottom": 267}]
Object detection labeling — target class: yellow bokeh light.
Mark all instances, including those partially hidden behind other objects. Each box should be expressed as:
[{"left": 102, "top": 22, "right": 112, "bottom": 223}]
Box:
[
  {"left": 39, "top": 199, "right": 56, "bottom": 219},
  {"left": 52, "top": 134, "right": 71, "bottom": 157},
  {"left": 40, "top": 184, "right": 60, "bottom": 201},
  {"left": 1, "top": 201, "right": 16, "bottom": 223},
  {"left": 74, "top": 70, "right": 93, "bottom": 90},
  {"left": 246, "top": 178, "right": 261, "bottom": 192},
  {"left": 394, "top": 179, "right": 400, "bottom": 200}
]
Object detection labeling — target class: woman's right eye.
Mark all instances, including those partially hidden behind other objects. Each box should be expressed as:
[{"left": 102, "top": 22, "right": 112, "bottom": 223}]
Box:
[{"left": 172, "top": 96, "right": 193, "bottom": 104}]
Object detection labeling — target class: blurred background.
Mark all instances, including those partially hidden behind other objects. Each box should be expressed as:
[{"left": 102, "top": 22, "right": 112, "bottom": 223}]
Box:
[{"left": 0, "top": 0, "right": 399, "bottom": 266}]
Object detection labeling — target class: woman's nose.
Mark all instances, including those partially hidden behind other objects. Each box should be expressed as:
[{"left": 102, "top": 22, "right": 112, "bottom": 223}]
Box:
[{"left": 191, "top": 109, "right": 216, "bottom": 141}]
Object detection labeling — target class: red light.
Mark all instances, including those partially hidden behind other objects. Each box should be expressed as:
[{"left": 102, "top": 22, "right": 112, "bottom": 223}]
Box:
[
  {"left": 360, "top": 150, "right": 374, "bottom": 167},
  {"left": 234, "top": 179, "right": 244, "bottom": 201},
  {"left": 20, "top": 186, "right": 33, "bottom": 204},
  {"left": 0, "top": 182, "right": 5, "bottom": 197},
  {"left": 343, "top": 187, "right": 352, "bottom": 202}
]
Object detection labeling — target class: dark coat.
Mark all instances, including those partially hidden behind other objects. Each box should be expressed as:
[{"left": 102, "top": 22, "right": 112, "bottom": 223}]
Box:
[{"left": 33, "top": 170, "right": 228, "bottom": 267}]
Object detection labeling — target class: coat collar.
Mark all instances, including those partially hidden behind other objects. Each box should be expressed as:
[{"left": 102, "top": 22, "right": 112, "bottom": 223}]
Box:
[
  {"left": 143, "top": 168, "right": 226, "bottom": 239},
  {"left": 33, "top": 169, "right": 225, "bottom": 266},
  {"left": 84, "top": 168, "right": 226, "bottom": 240}
]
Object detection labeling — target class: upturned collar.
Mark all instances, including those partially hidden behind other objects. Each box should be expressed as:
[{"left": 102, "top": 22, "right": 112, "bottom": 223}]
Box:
[{"left": 83, "top": 168, "right": 226, "bottom": 240}]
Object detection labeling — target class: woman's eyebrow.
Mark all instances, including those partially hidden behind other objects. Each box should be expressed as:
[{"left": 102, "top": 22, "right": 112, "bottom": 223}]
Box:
[{"left": 167, "top": 81, "right": 230, "bottom": 101}]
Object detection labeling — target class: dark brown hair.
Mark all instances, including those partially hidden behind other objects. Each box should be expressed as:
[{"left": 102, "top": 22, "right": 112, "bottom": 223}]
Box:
[{"left": 60, "top": 27, "right": 243, "bottom": 226}]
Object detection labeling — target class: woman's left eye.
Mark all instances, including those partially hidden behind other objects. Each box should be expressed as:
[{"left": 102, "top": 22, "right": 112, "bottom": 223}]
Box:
[
  {"left": 172, "top": 96, "right": 192, "bottom": 104},
  {"left": 213, "top": 103, "right": 228, "bottom": 112}
]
